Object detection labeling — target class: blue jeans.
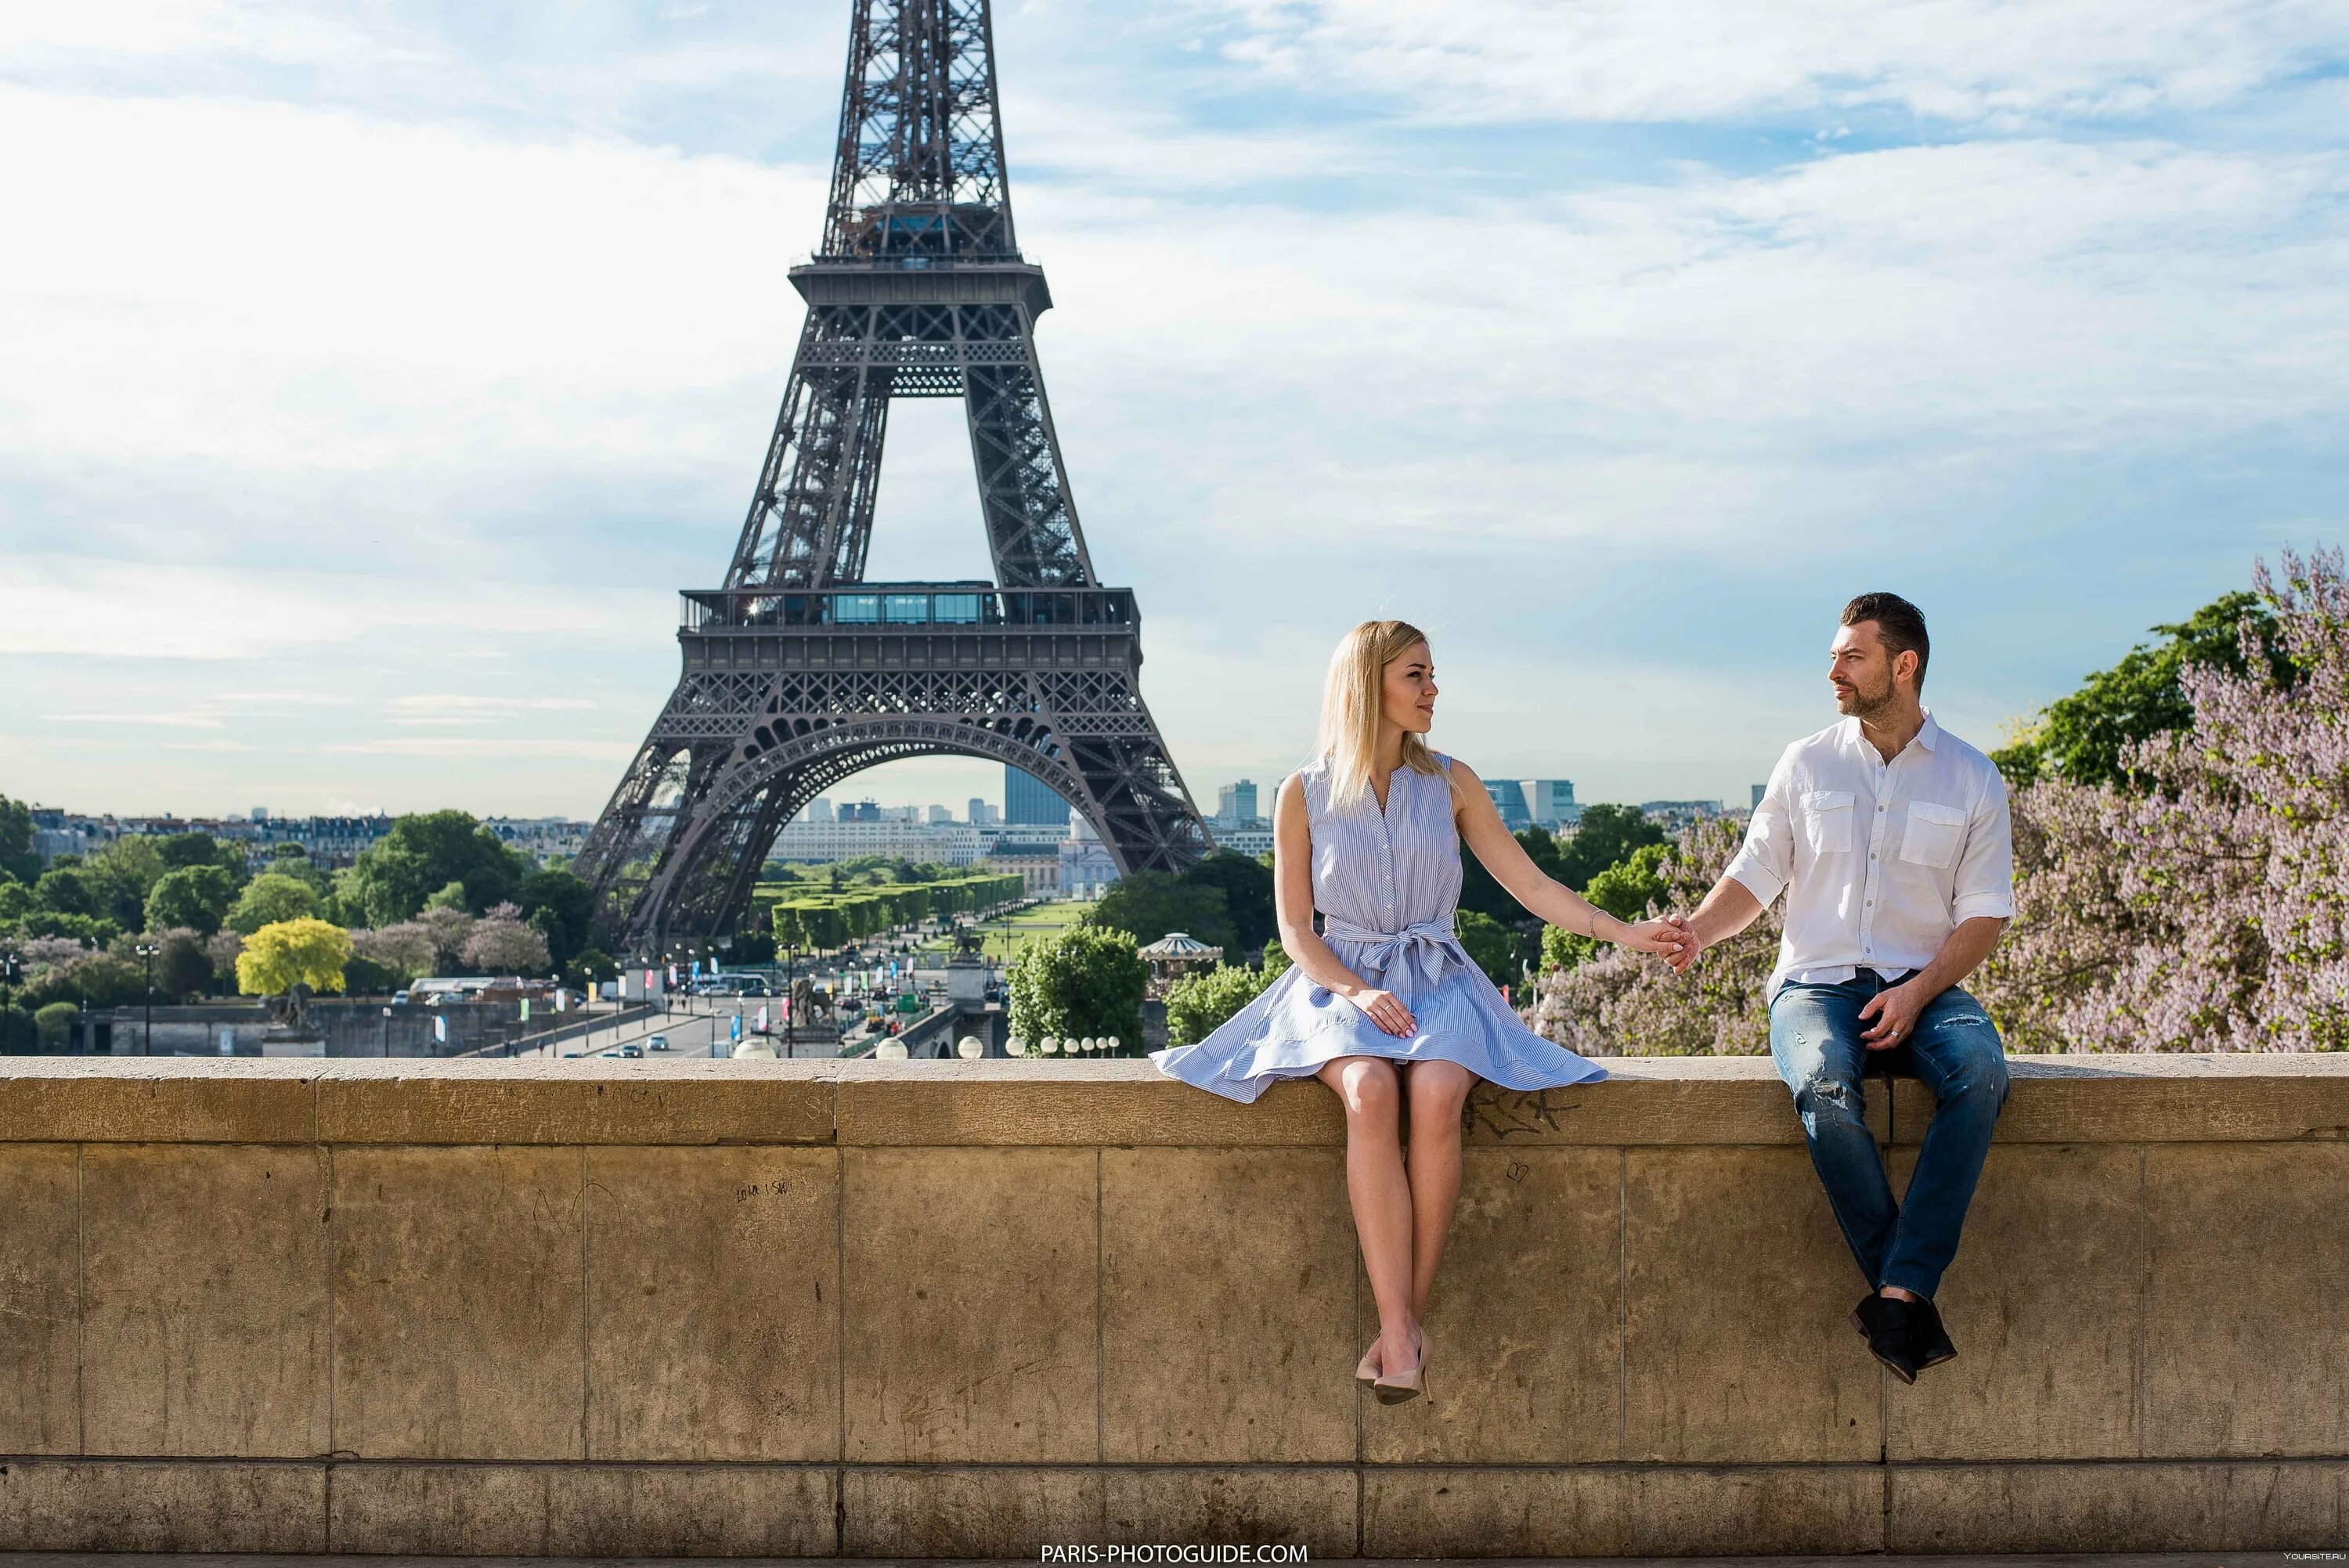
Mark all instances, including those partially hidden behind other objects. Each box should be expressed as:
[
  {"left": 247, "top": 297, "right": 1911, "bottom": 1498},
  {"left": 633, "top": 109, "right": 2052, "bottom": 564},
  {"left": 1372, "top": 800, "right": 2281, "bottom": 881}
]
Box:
[{"left": 1768, "top": 972, "right": 2010, "bottom": 1300}]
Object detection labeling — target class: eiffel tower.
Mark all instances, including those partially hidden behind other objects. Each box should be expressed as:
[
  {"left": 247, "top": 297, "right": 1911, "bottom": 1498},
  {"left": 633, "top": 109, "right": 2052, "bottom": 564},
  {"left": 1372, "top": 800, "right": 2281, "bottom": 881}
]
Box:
[{"left": 574, "top": 0, "right": 1209, "bottom": 956}]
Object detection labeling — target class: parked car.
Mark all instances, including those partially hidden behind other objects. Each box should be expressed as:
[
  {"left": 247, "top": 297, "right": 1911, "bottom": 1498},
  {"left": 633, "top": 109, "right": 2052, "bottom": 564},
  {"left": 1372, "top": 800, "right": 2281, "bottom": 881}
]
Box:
[
  {"left": 598, "top": 1049, "right": 622, "bottom": 1058},
  {"left": 560, "top": 1051, "right": 582, "bottom": 1058},
  {"left": 647, "top": 1035, "right": 669, "bottom": 1051},
  {"left": 391, "top": 989, "right": 410, "bottom": 1006}
]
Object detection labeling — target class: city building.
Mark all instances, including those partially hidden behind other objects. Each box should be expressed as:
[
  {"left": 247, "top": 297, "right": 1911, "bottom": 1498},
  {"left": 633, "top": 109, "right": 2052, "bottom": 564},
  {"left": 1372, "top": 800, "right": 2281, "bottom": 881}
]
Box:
[
  {"left": 837, "top": 800, "right": 882, "bottom": 824},
  {"left": 927, "top": 804, "right": 954, "bottom": 825},
  {"left": 1485, "top": 778, "right": 1533, "bottom": 832},
  {"left": 1752, "top": 784, "right": 1767, "bottom": 810},
  {"left": 982, "top": 842, "right": 1061, "bottom": 895},
  {"left": 967, "top": 798, "right": 1000, "bottom": 826},
  {"left": 1214, "top": 780, "right": 1260, "bottom": 830},
  {"left": 1525, "top": 779, "right": 1581, "bottom": 830},
  {"left": 1640, "top": 799, "right": 1724, "bottom": 832},
  {"left": 806, "top": 798, "right": 835, "bottom": 824},
  {"left": 1057, "top": 836, "right": 1118, "bottom": 898},
  {"left": 1005, "top": 765, "right": 1070, "bottom": 827},
  {"left": 1208, "top": 824, "right": 1276, "bottom": 858},
  {"left": 770, "top": 819, "right": 983, "bottom": 865}
]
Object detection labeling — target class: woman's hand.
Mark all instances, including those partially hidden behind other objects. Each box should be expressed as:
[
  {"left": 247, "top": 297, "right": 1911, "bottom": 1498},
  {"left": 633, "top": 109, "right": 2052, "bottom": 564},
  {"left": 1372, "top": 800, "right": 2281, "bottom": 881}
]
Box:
[
  {"left": 1621, "top": 917, "right": 1694, "bottom": 961},
  {"left": 1347, "top": 987, "right": 1417, "bottom": 1037}
]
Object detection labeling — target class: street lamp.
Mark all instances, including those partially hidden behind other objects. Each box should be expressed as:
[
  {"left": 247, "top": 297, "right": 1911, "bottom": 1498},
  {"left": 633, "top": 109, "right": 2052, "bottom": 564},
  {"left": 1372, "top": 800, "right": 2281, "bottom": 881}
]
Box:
[
  {"left": 783, "top": 943, "right": 799, "bottom": 1061},
  {"left": 381, "top": 1005, "right": 392, "bottom": 1058},
  {"left": 135, "top": 941, "right": 160, "bottom": 1056}
]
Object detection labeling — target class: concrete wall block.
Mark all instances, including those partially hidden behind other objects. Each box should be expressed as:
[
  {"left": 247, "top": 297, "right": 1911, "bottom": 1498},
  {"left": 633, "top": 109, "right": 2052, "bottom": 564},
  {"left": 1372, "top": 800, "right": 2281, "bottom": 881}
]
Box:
[
  {"left": 2145, "top": 1142, "right": 2349, "bottom": 1457},
  {"left": 330, "top": 1145, "right": 586, "bottom": 1459},
  {"left": 1101, "top": 1147, "right": 1355, "bottom": 1463},
  {"left": 584, "top": 1145, "right": 840, "bottom": 1462},
  {"left": 1364, "top": 1148, "right": 1622, "bottom": 1465},
  {"left": 842, "top": 1465, "right": 1101, "bottom": 1557},
  {"left": 1889, "top": 1460, "right": 2347, "bottom": 1552},
  {"left": 1623, "top": 1148, "right": 1882, "bottom": 1462},
  {"left": 81, "top": 1144, "right": 330, "bottom": 1458},
  {"left": 0, "top": 1459, "right": 325, "bottom": 1552},
  {"left": 842, "top": 1147, "right": 1097, "bottom": 1462},
  {"left": 1885, "top": 1142, "right": 2145, "bottom": 1459},
  {"left": 0, "top": 1144, "right": 79, "bottom": 1454}
]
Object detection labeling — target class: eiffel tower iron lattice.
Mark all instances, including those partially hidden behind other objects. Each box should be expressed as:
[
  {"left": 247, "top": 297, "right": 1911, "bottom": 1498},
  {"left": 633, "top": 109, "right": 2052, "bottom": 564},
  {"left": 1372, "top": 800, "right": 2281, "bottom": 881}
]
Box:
[{"left": 574, "top": 0, "right": 1210, "bottom": 956}]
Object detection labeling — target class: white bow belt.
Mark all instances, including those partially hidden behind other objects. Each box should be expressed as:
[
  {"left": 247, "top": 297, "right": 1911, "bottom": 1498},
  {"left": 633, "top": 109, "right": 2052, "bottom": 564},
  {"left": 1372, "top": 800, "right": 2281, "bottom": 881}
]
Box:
[{"left": 1319, "top": 916, "right": 1462, "bottom": 1002}]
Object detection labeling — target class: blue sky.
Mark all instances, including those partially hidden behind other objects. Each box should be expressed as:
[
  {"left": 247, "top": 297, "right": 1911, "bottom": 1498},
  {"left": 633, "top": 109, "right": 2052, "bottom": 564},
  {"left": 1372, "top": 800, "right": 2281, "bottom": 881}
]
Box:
[{"left": 2, "top": 1, "right": 2344, "bottom": 822}]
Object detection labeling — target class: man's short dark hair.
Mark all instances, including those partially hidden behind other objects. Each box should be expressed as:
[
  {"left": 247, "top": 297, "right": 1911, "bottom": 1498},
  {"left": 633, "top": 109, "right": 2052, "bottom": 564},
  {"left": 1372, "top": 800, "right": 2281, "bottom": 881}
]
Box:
[{"left": 1841, "top": 592, "right": 1929, "bottom": 689}]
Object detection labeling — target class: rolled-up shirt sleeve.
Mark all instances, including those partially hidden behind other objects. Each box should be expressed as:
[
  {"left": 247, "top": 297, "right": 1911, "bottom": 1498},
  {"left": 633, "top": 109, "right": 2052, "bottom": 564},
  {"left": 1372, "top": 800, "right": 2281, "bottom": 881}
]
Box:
[
  {"left": 1951, "top": 769, "right": 2016, "bottom": 922},
  {"left": 1724, "top": 748, "right": 1798, "bottom": 907}
]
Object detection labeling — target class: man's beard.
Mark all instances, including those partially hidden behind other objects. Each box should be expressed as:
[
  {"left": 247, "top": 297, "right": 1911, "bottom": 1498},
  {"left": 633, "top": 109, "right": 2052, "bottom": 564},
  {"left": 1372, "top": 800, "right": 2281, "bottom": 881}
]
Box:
[{"left": 1835, "top": 673, "right": 1896, "bottom": 719}]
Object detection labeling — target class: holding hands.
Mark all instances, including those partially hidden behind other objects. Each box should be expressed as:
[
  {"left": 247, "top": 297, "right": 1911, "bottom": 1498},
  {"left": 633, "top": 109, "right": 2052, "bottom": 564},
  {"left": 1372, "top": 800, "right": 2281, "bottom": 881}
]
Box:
[{"left": 1622, "top": 917, "right": 1694, "bottom": 961}]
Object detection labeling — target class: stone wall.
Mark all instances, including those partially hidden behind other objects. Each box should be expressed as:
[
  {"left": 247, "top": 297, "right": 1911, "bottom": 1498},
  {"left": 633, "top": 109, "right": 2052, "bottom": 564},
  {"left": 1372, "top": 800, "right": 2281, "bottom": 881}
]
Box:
[{"left": 0, "top": 1054, "right": 2344, "bottom": 1556}]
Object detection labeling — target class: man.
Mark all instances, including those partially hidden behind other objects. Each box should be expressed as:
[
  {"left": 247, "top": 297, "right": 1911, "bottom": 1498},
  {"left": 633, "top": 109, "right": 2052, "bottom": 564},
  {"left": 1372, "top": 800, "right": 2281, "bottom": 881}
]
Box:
[{"left": 1667, "top": 592, "right": 2013, "bottom": 1381}]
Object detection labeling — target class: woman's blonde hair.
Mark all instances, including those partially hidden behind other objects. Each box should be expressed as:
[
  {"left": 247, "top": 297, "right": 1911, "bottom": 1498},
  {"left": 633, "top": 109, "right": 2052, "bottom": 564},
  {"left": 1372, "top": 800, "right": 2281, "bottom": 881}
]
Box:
[{"left": 1316, "top": 619, "right": 1445, "bottom": 810}]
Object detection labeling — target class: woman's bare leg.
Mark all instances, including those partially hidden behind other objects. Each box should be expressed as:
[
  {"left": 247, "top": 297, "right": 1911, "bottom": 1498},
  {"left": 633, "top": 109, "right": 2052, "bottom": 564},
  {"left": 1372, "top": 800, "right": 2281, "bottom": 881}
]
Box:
[
  {"left": 1403, "top": 1060, "right": 1475, "bottom": 1331},
  {"left": 1319, "top": 1055, "right": 1413, "bottom": 1375}
]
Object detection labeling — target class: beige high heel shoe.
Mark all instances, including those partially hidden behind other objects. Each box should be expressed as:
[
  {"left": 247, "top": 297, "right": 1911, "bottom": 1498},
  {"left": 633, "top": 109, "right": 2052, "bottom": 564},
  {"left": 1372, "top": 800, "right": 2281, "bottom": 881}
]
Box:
[
  {"left": 1372, "top": 1333, "right": 1428, "bottom": 1405},
  {"left": 1355, "top": 1346, "right": 1380, "bottom": 1386}
]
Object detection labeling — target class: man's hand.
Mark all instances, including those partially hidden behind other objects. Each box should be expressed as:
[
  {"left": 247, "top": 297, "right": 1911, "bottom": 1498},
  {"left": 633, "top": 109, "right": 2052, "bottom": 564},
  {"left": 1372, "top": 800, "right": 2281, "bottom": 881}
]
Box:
[
  {"left": 1622, "top": 917, "right": 1692, "bottom": 960},
  {"left": 1858, "top": 981, "right": 1927, "bottom": 1049},
  {"left": 1662, "top": 914, "right": 1701, "bottom": 975}
]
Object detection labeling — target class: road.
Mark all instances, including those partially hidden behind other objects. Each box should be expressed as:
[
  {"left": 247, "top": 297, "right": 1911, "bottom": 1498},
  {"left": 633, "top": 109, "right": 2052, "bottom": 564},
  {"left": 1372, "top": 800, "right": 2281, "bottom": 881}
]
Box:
[{"left": 510, "top": 998, "right": 847, "bottom": 1062}]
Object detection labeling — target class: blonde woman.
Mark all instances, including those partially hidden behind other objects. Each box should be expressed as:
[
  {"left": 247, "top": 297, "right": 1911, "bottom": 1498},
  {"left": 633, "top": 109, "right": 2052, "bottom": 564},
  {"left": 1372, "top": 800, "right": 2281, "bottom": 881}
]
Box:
[{"left": 1150, "top": 620, "right": 1687, "bottom": 1404}]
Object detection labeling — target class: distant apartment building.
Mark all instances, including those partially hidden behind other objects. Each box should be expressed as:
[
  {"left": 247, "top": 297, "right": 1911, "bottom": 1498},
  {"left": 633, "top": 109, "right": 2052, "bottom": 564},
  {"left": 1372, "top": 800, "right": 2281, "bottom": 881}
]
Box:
[
  {"left": 1208, "top": 824, "right": 1276, "bottom": 859},
  {"left": 836, "top": 800, "right": 882, "bottom": 824},
  {"left": 1752, "top": 783, "right": 1767, "bottom": 810},
  {"left": 1640, "top": 799, "right": 1724, "bottom": 832},
  {"left": 484, "top": 816, "right": 592, "bottom": 861},
  {"left": 770, "top": 819, "right": 983, "bottom": 865},
  {"left": 983, "top": 840, "right": 1062, "bottom": 895},
  {"left": 1214, "top": 780, "right": 1261, "bottom": 830},
  {"left": 1525, "top": 779, "right": 1580, "bottom": 830},
  {"left": 1058, "top": 837, "right": 1118, "bottom": 899},
  {"left": 1004, "top": 765, "right": 1070, "bottom": 827},
  {"left": 806, "top": 798, "right": 835, "bottom": 824},
  {"left": 967, "top": 798, "right": 1001, "bottom": 826},
  {"left": 1484, "top": 778, "right": 1533, "bottom": 832}
]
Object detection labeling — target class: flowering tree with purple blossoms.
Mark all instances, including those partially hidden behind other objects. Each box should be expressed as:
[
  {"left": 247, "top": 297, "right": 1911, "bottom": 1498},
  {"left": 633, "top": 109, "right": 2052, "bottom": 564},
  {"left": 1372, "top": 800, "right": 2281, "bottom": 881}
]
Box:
[
  {"left": 1978, "top": 547, "right": 2346, "bottom": 1052},
  {"left": 1523, "top": 817, "right": 1781, "bottom": 1056}
]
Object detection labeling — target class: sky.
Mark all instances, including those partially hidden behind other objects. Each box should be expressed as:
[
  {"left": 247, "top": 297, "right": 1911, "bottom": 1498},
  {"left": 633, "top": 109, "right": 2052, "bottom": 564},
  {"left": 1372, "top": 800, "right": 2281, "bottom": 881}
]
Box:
[{"left": 2, "top": 0, "right": 2344, "bottom": 824}]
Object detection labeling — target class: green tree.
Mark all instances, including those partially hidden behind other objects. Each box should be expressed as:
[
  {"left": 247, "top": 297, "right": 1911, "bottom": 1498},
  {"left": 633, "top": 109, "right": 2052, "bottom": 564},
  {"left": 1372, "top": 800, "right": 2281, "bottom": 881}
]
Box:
[
  {"left": 34, "top": 867, "right": 100, "bottom": 919},
  {"left": 236, "top": 918, "right": 352, "bottom": 996},
  {"left": 340, "top": 811, "right": 527, "bottom": 925},
  {"left": 1179, "top": 852, "right": 1276, "bottom": 952},
  {"left": 1164, "top": 963, "right": 1277, "bottom": 1047},
  {"left": 34, "top": 1001, "right": 78, "bottom": 1050},
  {"left": 1261, "top": 936, "right": 1293, "bottom": 976},
  {"left": 0, "top": 795, "right": 41, "bottom": 884},
  {"left": 1541, "top": 842, "right": 1673, "bottom": 971},
  {"left": 1008, "top": 924, "right": 1146, "bottom": 1047},
  {"left": 1554, "top": 805, "right": 1667, "bottom": 892},
  {"left": 157, "top": 832, "right": 247, "bottom": 885},
  {"left": 1453, "top": 908, "right": 1521, "bottom": 990},
  {"left": 79, "top": 837, "right": 168, "bottom": 928},
  {"left": 155, "top": 928, "right": 215, "bottom": 1000},
  {"left": 1991, "top": 590, "right": 2293, "bottom": 789},
  {"left": 1088, "top": 871, "right": 1236, "bottom": 951},
  {"left": 518, "top": 867, "right": 597, "bottom": 968},
  {"left": 146, "top": 864, "right": 238, "bottom": 936},
  {"left": 226, "top": 872, "right": 319, "bottom": 935},
  {"left": 1457, "top": 827, "right": 1571, "bottom": 921}
]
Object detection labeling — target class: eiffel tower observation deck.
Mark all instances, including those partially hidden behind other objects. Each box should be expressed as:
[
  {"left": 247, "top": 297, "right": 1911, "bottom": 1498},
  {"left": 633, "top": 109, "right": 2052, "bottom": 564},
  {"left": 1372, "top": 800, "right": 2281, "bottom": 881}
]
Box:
[{"left": 575, "top": 0, "right": 1210, "bottom": 957}]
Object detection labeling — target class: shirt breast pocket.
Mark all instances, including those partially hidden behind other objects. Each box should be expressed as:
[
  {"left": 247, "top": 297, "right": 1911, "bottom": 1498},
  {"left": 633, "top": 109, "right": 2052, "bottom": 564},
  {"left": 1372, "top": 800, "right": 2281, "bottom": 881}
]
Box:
[
  {"left": 1899, "top": 801, "right": 1967, "bottom": 869},
  {"left": 1801, "top": 789, "right": 1855, "bottom": 854}
]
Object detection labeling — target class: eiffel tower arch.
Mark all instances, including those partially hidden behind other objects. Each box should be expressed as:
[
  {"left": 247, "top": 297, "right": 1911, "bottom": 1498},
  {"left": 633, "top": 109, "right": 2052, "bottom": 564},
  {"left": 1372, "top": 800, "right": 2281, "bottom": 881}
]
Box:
[{"left": 574, "top": 0, "right": 1209, "bottom": 956}]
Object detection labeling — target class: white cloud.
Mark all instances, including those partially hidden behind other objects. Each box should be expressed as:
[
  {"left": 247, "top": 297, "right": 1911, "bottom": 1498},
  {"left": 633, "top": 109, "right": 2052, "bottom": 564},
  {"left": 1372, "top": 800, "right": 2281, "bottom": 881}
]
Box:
[{"left": 1185, "top": 0, "right": 2349, "bottom": 125}]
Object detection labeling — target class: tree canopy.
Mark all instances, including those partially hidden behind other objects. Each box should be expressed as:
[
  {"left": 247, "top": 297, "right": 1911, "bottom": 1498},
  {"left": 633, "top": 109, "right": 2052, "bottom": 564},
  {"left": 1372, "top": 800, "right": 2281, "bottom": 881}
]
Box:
[
  {"left": 236, "top": 918, "right": 353, "bottom": 997},
  {"left": 1007, "top": 924, "right": 1146, "bottom": 1046},
  {"left": 336, "top": 811, "right": 527, "bottom": 926},
  {"left": 1992, "top": 590, "right": 2292, "bottom": 789}
]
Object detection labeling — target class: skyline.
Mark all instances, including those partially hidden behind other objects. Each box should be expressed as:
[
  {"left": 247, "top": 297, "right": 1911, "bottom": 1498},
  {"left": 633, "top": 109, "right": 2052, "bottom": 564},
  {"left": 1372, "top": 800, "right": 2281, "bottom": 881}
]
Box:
[{"left": 3, "top": 2, "right": 2343, "bottom": 823}]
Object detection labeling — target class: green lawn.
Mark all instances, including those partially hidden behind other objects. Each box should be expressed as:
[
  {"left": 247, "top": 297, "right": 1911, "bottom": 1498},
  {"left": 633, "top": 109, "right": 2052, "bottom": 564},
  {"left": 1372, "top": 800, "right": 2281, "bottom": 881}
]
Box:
[{"left": 912, "top": 899, "right": 1102, "bottom": 961}]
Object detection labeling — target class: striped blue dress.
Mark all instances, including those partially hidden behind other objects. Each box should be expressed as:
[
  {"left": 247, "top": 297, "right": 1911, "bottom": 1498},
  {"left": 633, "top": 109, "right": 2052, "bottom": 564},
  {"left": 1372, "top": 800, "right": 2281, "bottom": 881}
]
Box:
[{"left": 1150, "top": 752, "right": 1607, "bottom": 1103}]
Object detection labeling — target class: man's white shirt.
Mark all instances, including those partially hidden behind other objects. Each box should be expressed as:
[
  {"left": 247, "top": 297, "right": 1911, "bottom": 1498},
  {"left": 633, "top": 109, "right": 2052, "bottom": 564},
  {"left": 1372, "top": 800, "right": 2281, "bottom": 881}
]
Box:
[{"left": 1724, "top": 710, "right": 2015, "bottom": 1001}]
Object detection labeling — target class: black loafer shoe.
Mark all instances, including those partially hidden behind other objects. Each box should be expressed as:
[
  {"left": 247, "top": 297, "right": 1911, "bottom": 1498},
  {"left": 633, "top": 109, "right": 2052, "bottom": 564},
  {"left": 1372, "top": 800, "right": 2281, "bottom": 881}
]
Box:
[
  {"left": 1909, "top": 1296, "right": 1958, "bottom": 1371},
  {"left": 1850, "top": 1292, "right": 1921, "bottom": 1384}
]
